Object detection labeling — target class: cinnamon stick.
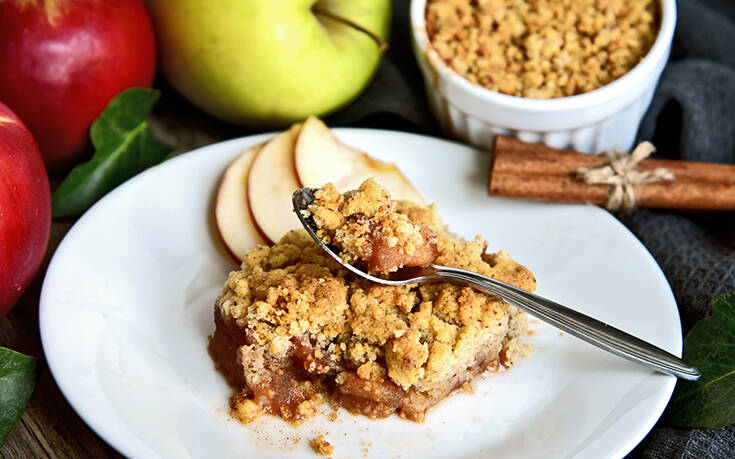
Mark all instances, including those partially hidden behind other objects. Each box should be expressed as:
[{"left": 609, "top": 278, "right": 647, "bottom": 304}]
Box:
[{"left": 489, "top": 136, "right": 735, "bottom": 210}]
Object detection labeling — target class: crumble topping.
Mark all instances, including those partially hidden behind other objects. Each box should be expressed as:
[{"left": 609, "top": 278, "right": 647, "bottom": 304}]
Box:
[
  {"left": 209, "top": 180, "right": 535, "bottom": 425},
  {"left": 310, "top": 435, "right": 334, "bottom": 456},
  {"left": 426, "top": 0, "right": 660, "bottom": 98},
  {"left": 308, "top": 179, "right": 438, "bottom": 273}
]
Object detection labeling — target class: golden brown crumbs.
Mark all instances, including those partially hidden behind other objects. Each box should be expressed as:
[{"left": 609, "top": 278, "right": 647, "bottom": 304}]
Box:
[
  {"left": 310, "top": 435, "right": 334, "bottom": 456},
  {"left": 425, "top": 0, "right": 660, "bottom": 98}
]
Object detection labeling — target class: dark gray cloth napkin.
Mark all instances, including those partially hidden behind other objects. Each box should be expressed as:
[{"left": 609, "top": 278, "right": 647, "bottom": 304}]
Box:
[{"left": 151, "top": 0, "right": 734, "bottom": 456}]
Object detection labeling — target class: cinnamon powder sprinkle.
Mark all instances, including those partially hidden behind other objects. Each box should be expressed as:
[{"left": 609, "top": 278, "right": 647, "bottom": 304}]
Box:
[{"left": 426, "top": 0, "right": 660, "bottom": 98}]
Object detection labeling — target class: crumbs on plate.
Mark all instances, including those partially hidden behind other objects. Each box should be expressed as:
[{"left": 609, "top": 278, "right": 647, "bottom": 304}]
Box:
[{"left": 310, "top": 435, "right": 334, "bottom": 456}]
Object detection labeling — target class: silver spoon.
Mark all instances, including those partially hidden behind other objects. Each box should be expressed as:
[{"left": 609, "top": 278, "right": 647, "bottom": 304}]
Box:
[{"left": 292, "top": 188, "right": 701, "bottom": 381}]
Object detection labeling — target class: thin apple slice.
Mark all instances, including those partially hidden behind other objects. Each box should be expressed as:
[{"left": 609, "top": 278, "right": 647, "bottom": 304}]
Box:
[
  {"left": 247, "top": 124, "right": 303, "bottom": 245},
  {"left": 215, "top": 144, "right": 265, "bottom": 263},
  {"left": 295, "top": 116, "right": 426, "bottom": 205}
]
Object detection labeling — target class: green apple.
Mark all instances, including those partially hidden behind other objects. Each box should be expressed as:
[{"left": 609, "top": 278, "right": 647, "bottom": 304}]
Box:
[{"left": 144, "top": 0, "right": 390, "bottom": 126}]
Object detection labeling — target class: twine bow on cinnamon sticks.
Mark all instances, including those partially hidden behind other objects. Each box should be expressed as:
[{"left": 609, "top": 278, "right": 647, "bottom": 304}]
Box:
[
  {"left": 572, "top": 142, "right": 674, "bottom": 212},
  {"left": 489, "top": 136, "right": 735, "bottom": 211}
]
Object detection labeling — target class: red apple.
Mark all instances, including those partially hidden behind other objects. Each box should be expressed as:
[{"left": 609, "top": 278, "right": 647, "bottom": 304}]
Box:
[
  {"left": 0, "top": 0, "right": 156, "bottom": 173},
  {"left": 0, "top": 102, "right": 51, "bottom": 318}
]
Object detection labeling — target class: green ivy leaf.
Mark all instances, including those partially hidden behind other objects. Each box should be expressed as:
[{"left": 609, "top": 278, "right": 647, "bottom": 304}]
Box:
[
  {"left": 666, "top": 293, "right": 735, "bottom": 429},
  {"left": 0, "top": 348, "right": 39, "bottom": 447},
  {"left": 52, "top": 87, "right": 177, "bottom": 217}
]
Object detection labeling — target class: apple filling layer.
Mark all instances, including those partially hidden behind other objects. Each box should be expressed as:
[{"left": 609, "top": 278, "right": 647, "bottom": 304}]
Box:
[{"left": 209, "top": 189, "right": 535, "bottom": 425}]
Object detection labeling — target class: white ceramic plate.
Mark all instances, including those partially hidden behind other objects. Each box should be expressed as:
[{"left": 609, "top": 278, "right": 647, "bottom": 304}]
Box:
[{"left": 40, "top": 130, "right": 681, "bottom": 459}]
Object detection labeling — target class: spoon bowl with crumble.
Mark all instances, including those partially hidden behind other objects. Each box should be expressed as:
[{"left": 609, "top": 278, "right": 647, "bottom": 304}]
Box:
[{"left": 293, "top": 179, "right": 700, "bottom": 381}]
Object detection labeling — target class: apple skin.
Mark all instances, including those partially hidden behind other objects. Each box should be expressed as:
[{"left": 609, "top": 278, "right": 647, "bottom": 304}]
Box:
[
  {"left": 144, "top": 0, "right": 390, "bottom": 126},
  {"left": 0, "top": 102, "right": 51, "bottom": 318},
  {"left": 215, "top": 144, "right": 265, "bottom": 263},
  {"left": 0, "top": 0, "right": 156, "bottom": 173},
  {"left": 247, "top": 124, "right": 304, "bottom": 245}
]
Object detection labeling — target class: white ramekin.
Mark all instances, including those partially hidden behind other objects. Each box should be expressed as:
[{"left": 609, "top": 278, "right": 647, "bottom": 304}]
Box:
[{"left": 410, "top": 0, "right": 676, "bottom": 154}]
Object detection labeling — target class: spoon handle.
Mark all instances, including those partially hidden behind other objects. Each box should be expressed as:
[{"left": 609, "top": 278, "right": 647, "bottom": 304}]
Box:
[{"left": 433, "top": 266, "right": 701, "bottom": 380}]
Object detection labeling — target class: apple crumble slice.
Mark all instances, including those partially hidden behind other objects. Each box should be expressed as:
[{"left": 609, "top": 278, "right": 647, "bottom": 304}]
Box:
[
  {"left": 209, "top": 180, "right": 535, "bottom": 425},
  {"left": 307, "top": 178, "right": 438, "bottom": 273}
]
